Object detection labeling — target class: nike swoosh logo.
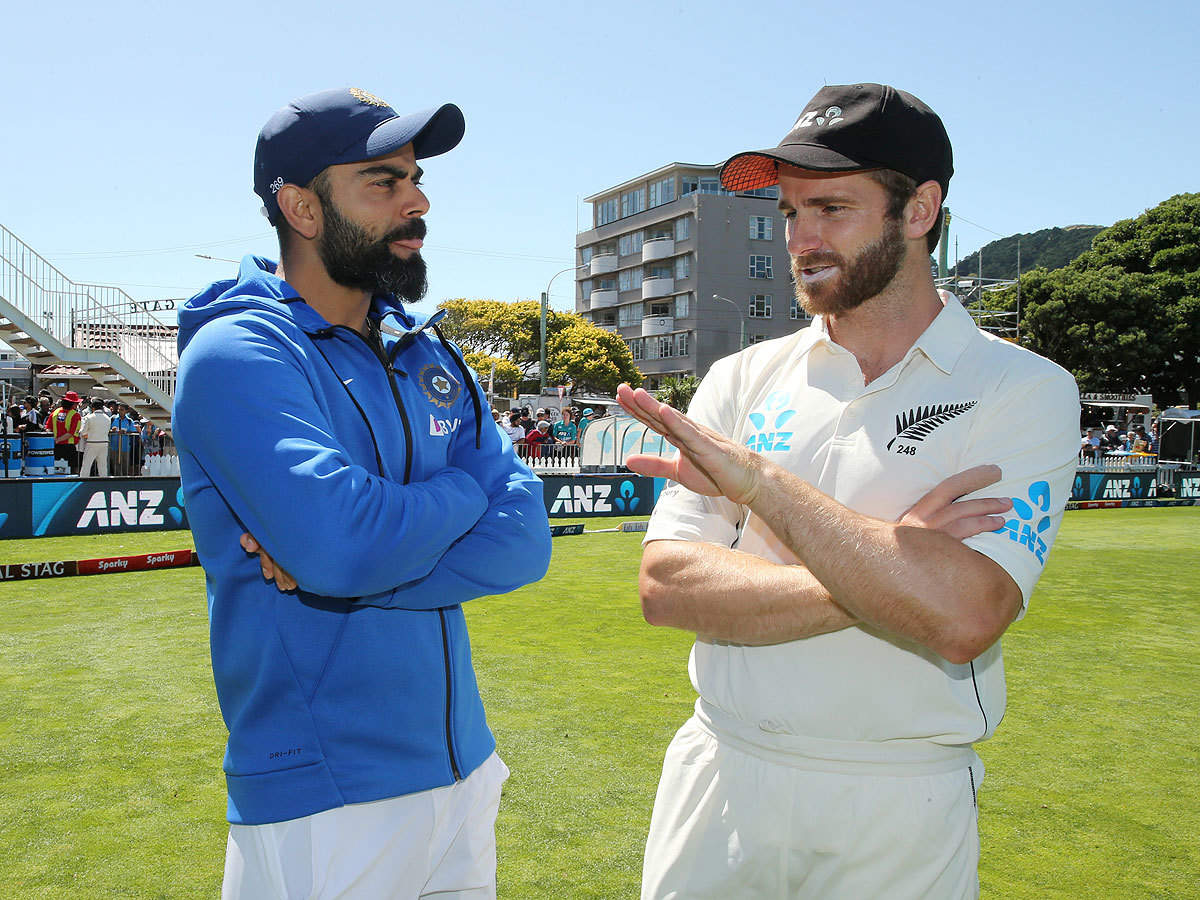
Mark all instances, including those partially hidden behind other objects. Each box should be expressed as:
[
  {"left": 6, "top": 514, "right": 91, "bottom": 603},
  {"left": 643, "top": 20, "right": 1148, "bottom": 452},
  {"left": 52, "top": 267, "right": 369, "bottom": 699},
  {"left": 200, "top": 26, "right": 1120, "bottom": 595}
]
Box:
[{"left": 342, "top": 378, "right": 354, "bottom": 386}]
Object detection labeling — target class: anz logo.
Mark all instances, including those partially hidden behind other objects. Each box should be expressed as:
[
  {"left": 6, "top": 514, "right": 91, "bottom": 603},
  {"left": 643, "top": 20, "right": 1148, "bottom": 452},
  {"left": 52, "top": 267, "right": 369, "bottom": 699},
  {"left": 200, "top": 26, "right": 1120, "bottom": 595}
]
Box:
[
  {"left": 549, "top": 480, "right": 641, "bottom": 515},
  {"left": 77, "top": 490, "right": 166, "bottom": 528},
  {"left": 993, "top": 481, "right": 1052, "bottom": 565},
  {"left": 745, "top": 391, "right": 796, "bottom": 453}
]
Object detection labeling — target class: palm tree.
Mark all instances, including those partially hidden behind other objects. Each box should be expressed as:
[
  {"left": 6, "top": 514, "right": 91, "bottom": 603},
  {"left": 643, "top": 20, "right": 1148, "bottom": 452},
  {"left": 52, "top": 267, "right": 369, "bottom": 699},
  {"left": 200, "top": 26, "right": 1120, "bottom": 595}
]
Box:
[{"left": 656, "top": 375, "right": 701, "bottom": 411}]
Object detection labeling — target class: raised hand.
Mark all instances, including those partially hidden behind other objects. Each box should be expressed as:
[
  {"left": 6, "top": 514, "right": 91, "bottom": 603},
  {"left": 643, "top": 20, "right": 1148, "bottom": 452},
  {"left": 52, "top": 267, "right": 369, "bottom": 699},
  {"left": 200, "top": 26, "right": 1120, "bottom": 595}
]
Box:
[{"left": 616, "top": 384, "right": 765, "bottom": 506}]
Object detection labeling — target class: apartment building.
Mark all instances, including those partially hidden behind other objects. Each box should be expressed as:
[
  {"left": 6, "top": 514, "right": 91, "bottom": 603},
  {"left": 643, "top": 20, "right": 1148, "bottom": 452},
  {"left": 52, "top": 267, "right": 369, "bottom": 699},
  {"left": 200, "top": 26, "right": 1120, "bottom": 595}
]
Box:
[{"left": 575, "top": 163, "right": 811, "bottom": 389}]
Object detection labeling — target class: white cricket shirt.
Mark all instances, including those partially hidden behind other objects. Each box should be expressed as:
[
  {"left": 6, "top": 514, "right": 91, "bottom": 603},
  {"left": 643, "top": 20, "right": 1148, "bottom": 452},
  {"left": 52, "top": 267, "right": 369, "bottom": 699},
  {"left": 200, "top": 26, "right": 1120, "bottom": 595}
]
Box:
[{"left": 645, "top": 299, "right": 1080, "bottom": 753}]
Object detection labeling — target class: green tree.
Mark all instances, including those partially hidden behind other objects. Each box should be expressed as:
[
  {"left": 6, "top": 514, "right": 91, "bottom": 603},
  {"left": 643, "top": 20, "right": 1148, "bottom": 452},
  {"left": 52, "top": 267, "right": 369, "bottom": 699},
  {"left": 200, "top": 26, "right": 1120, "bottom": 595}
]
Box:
[
  {"left": 438, "top": 298, "right": 642, "bottom": 395},
  {"left": 546, "top": 323, "right": 642, "bottom": 396},
  {"left": 656, "top": 375, "right": 701, "bottom": 410},
  {"left": 462, "top": 351, "right": 524, "bottom": 394},
  {"left": 991, "top": 193, "right": 1200, "bottom": 406}
]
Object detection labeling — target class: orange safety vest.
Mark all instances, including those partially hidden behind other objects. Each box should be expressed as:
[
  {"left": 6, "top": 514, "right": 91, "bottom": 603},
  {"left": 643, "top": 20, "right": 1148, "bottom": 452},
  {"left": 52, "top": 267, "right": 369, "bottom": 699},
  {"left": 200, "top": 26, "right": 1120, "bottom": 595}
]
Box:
[{"left": 50, "top": 407, "right": 82, "bottom": 444}]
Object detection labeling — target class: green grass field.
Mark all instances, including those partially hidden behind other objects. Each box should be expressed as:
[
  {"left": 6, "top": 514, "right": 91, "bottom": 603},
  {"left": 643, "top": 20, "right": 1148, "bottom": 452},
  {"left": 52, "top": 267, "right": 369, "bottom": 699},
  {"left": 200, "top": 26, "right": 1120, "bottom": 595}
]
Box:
[{"left": 1, "top": 508, "right": 1198, "bottom": 898}]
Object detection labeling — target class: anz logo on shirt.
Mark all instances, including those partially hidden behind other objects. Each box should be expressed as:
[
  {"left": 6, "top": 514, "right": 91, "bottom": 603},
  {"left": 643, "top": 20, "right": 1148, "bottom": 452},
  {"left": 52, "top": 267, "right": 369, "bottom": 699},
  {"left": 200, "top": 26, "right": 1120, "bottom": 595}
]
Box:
[
  {"left": 994, "top": 480, "right": 1052, "bottom": 565},
  {"left": 744, "top": 391, "right": 796, "bottom": 453}
]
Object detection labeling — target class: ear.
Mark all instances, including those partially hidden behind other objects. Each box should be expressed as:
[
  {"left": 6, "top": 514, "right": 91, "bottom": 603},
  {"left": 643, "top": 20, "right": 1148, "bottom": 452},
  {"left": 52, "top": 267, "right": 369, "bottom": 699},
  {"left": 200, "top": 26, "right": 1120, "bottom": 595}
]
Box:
[
  {"left": 904, "top": 180, "right": 943, "bottom": 243},
  {"left": 276, "top": 184, "right": 321, "bottom": 241}
]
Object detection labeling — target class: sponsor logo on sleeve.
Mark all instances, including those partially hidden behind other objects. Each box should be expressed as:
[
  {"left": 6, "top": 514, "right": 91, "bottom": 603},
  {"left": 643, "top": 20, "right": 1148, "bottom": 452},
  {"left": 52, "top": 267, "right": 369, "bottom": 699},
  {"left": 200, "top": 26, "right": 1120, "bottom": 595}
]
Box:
[{"left": 993, "top": 480, "right": 1052, "bottom": 565}]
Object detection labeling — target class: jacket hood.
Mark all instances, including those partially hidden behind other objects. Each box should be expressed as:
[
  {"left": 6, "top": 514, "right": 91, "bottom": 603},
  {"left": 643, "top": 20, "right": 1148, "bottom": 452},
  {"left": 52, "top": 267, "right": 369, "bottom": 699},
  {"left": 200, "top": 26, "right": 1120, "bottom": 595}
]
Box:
[{"left": 178, "top": 255, "right": 434, "bottom": 355}]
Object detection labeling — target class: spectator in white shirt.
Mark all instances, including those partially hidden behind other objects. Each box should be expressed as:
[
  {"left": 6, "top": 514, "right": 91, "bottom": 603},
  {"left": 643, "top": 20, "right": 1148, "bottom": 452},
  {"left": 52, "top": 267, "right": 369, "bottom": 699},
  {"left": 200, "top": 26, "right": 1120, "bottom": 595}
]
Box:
[{"left": 80, "top": 398, "right": 112, "bottom": 477}]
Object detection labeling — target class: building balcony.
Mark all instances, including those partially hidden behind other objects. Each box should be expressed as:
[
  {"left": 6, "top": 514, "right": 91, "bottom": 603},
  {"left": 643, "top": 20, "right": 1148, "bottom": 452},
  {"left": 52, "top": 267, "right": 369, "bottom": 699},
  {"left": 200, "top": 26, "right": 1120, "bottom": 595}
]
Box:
[
  {"left": 590, "top": 289, "right": 619, "bottom": 308},
  {"left": 642, "top": 277, "right": 673, "bottom": 299},
  {"left": 642, "top": 238, "right": 674, "bottom": 262},
  {"left": 641, "top": 315, "right": 674, "bottom": 336},
  {"left": 597, "top": 323, "right": 619, "bottom": 333},
  {"left": 590, "top": 254, "right": 618, "bottom": 275}
]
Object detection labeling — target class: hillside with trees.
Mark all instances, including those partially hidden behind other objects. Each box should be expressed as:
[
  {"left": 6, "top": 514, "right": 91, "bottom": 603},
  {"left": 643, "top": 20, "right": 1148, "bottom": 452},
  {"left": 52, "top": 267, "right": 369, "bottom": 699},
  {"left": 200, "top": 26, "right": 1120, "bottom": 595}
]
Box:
[
  {"left": 952, "top": 225, "right": 1103, "bottom": 279},
  {"left": 985, "top": 193, "right": 1200, "bottom": 407}
]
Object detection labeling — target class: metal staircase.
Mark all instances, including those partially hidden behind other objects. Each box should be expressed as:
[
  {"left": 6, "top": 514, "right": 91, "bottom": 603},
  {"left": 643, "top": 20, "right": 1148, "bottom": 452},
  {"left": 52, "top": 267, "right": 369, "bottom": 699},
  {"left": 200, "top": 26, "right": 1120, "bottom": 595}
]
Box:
[{"left": 0, "top": 225, "right": 176, "bottom": 429}]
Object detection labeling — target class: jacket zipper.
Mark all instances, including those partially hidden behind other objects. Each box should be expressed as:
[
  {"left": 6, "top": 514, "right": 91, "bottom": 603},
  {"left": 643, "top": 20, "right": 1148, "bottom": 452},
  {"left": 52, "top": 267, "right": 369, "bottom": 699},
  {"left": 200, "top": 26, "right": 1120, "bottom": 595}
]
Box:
[
  {"left": 356, "top": 321, "right": 460, "bottom": 780},
  {"left": 438, "top": 609, "right": 462, "bottom": 780}
]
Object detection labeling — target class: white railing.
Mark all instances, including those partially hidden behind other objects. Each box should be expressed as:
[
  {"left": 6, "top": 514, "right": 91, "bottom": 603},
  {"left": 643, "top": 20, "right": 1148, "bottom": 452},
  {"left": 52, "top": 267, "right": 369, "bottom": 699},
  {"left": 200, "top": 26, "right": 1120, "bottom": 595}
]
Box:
[{"left": 0, "top": 225, "right": 179, "bottom": 396}]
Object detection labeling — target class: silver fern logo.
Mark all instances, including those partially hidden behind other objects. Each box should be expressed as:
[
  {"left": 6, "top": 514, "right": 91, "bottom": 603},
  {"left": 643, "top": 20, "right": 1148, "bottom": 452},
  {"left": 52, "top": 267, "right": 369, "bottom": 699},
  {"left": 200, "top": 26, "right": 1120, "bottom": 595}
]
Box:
[{"left": 886, "top": 401, "right": 977, "bottom": 452}]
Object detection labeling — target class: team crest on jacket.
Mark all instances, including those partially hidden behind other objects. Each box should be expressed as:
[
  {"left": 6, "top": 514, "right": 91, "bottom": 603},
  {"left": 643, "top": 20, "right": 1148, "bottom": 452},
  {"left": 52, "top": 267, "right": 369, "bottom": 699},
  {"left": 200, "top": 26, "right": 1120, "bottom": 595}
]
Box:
[{"left": 418, "top": 364, "right": 461, "bottom": 408}]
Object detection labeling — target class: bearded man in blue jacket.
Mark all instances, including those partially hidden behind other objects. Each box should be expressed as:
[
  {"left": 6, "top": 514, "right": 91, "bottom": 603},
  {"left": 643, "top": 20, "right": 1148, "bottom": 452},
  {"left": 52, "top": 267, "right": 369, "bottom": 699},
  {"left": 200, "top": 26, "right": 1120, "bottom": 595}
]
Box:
[{"left": 173, "top": 87, "right": 552, "bottom": 900}]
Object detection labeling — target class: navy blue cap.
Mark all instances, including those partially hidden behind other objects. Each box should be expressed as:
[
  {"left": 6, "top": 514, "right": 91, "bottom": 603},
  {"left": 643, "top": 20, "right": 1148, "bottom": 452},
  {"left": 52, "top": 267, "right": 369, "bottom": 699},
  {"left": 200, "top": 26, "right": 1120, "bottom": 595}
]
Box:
[{"left": 254, "top": 87, "right": 465, "bottom": 225}]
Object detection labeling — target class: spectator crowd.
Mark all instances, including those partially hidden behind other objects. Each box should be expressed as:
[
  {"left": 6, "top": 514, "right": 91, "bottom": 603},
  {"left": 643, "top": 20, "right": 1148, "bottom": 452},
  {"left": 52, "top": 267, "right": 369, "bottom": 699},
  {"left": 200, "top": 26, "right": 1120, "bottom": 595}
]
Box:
[
  {"left": 1080, "top": 419, "right": 1159, "bottom": 462},
  {"left": 494, "top": 404, "right": 606, "bottom": 465},
  {"left": 1, "top": 389, "right": 170, "bottom": 477}
]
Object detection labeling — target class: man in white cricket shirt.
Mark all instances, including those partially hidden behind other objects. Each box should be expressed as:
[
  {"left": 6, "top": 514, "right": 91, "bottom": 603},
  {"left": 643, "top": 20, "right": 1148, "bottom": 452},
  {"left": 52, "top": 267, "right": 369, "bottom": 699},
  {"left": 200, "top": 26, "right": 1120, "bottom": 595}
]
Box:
[
  {"left": 618, "top": 83, "right": 1080, "bottom": 899},
  {"left": 79, "top": 398, "right": 112, "bottom": 477}
]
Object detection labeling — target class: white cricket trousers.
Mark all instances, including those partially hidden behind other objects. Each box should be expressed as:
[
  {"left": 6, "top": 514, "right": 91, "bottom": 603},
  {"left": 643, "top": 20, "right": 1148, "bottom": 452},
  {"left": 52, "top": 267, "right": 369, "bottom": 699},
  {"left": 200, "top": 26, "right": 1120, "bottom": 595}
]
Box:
[
  {"left": 641, "top": 714, "right": 981, "bottom": 900},
  {"left": 80, "top": 441, "right": 108, "bottom": 477},
  {"left": 222, "top": 752, "right": 508, "bottom": 900}
]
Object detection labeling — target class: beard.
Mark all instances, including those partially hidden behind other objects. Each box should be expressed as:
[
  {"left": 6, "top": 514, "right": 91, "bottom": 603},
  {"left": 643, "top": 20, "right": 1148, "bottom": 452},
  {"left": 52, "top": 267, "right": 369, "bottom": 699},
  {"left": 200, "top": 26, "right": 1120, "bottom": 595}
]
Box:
[
  {"left": 791, "top": 217, "right": 905, "bottom": 317},
  {"left": 316, "top": 197, "right": 428, "bottom": 303}
]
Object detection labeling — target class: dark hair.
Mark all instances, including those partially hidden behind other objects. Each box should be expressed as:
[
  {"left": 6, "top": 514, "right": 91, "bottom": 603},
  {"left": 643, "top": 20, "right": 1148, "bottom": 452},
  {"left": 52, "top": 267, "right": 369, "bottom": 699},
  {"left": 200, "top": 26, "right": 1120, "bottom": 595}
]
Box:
[{"left": 864, "top": 168, "right": 943, "bottom": 254}]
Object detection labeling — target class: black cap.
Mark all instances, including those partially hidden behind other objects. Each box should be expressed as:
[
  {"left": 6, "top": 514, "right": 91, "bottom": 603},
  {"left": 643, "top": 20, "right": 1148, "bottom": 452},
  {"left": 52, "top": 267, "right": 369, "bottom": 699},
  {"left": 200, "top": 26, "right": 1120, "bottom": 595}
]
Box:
[{"left": 720, "top": 83, "right": 952, "bottom": 200}]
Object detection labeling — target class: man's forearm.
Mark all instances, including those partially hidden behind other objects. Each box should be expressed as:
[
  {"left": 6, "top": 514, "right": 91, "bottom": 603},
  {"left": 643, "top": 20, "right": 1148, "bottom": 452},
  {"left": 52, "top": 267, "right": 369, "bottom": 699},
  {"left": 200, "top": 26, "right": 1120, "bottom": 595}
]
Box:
[
  {"left": 747, "top": 462, "right": 1019, "bottom": 664},
  {"left": 641, "top": 540, "right": 858, "bottom": 645}
]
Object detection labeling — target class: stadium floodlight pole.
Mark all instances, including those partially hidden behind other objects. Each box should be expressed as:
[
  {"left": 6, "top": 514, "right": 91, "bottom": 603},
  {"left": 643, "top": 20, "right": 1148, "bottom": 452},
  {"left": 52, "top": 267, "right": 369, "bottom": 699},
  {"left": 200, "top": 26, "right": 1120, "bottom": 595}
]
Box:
[
  {"left": 540, "top": 263, "right": 588, "bottom": 395},
  {"left": 712, "top": 294, "right": 745, "bottom": 350}
]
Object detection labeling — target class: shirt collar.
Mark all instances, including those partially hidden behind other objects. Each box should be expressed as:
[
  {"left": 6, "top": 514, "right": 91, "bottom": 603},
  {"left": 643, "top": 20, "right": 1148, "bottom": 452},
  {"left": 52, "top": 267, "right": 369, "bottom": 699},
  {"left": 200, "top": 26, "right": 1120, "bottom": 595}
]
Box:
[
  {"left": 909, "top": 297, "right": 976, "bottom": 375},
  {"left": 791, "top": 294, "right": 976, "bottom": 374}
]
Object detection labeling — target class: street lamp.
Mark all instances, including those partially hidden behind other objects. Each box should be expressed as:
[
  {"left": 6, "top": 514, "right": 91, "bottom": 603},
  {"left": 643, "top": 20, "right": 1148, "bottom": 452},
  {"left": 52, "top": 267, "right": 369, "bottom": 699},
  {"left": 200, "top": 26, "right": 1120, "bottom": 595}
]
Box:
[
  {"left": 712, "top": 294, "right": 746, "bottom": 350},
  {"left": 540, "top": 263, "right": 588, "bottom": 395}
]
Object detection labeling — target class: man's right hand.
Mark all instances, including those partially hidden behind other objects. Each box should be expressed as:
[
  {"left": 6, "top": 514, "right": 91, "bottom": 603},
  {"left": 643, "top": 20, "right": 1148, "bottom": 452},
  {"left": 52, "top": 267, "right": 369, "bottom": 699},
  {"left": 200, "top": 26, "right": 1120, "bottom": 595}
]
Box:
[{"left": 240, "top": 532, "right": 298, "bottom": 592}]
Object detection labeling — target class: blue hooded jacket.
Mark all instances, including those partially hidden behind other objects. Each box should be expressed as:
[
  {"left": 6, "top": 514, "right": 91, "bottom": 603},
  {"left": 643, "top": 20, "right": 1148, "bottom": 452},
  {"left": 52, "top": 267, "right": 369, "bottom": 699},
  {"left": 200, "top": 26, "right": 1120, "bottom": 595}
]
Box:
[{"left": 173, "top": 256, "right": 551, "bottom": 825}]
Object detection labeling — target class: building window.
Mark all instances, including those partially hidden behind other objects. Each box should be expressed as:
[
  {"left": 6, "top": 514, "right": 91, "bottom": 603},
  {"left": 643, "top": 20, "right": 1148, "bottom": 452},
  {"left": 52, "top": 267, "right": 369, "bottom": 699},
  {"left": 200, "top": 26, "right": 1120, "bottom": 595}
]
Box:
[
  {"left": 647, "top": 264, "right": 672, "bottom": 281},
  {"left": 619, "top": 269, "right": 632, "bottom": 292},
  {"left": 596, "top": 197, "right": 618, "bottom": 226},
  {"left": 675, "top": 293, "right": 689, "bottom": 318},
  {"left": 618, "top": 230, "right": 644, "bottom": 256},
  {"left": 648, "top": 176, "right": 675, "bottom": 208},
  {"left": 790, "top": 297, "right": 810, "bottom": 320},
  {"left": 628, "top": 338, "right": 644, "bottom": 361},
  {"left": 749, "top": 255, "right": 774, "bottom": 279},
  {"left": 749, "top": 216, "right": 773, "bottom": 240},
  {"left": 598, "top": 311, "right": 616, "bottom": 326},
  {"left": 580, "top": 246, "right": 593, "bottom": 265},
  {"left": 743, "top": 186, "right": 779, "bottom": 199},
  {"left": 621, "top": 188, "right": 646, "bottom": 218},
  {"left": 657, "top": 336, "right": 675, "bottom": 358},
  {"left": 676, "top": 332, "right": 690, "bottom": 357},
  {"left": 748, "top": 334, "right": 769, "bottom": 345},
  {"left": 681, "top": 175, "right": 727, "bottom": 196},
  {"left": 619, "top": 303, "right": 639, "bottom": 327},
  {"left": 648, "top": 301, "right": 670, "bottom": 317},
  {"left": 675, "top": 216, "right": 691, "bottom": 241},
  {"left": 749, "top": 294, "right": 772, "bottom": 318},
  {"left": 580, "top": 279, "right": 592, "bottom": 297},
  {"left": 595, "top": 277, "right": 616, "bottom": 292},
  {"left": 675, "top": 255, "right": 691, "bottom": 279}
]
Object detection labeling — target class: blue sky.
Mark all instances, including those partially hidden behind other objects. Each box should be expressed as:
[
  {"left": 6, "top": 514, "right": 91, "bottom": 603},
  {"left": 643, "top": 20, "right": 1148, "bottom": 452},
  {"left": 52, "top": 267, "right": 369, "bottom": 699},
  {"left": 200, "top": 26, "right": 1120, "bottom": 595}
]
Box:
[{"left": 2, "top": 0, "right": 1196, "bottom": 316}]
